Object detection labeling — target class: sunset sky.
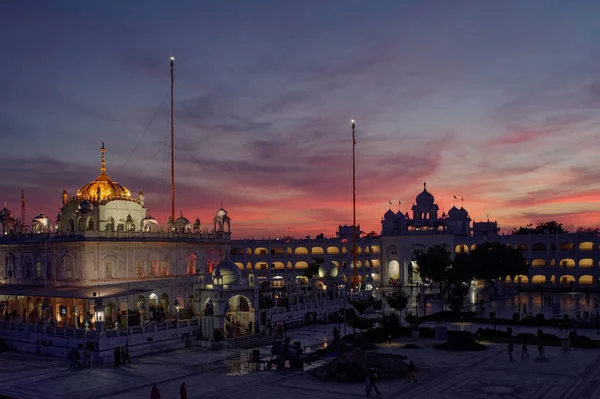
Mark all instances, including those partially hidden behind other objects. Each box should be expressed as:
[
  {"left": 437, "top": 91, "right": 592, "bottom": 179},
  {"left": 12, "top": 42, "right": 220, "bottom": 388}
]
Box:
[{"left": 1, "top": 1, "right": 600, "bottom": 238}]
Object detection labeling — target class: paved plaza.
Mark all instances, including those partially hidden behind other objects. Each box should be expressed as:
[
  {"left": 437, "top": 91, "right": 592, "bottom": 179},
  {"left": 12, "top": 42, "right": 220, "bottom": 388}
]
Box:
[{"left": 2, "top": 321, "right": 600, "bottom": 399}]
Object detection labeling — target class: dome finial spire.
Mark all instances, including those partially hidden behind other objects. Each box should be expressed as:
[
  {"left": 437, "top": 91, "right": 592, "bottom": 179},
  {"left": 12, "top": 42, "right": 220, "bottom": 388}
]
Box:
[{"left": 100, "top": 143, "right": 107, "bottom": 175}]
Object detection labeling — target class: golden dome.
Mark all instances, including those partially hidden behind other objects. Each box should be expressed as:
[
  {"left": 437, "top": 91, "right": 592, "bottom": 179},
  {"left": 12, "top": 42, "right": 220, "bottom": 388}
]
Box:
[{"left": 76, "top": 143, "right": 132, "bottom": 201}]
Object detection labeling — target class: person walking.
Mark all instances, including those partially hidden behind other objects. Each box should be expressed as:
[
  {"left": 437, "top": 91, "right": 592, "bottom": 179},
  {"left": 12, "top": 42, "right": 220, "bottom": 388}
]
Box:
[
  {"left": 522, "top": 304, "right": 527, "bottom": 317},
  {"left": 180, "top": 382, "right": 187, "bottom": 399},
  {"left": 123, "top": 344, "right": 132, "bottom": 364},
  {"left": 151, "top": 384, "right": 161, "bottom": 399},
  {"left": 407, "top": 360, "right": 417, "bottom": 383},
  {"left": 366, "top": 367, "right": 381, "bottom": 396},
  {"left": 508, "top": 341, "right": 514, "bottom": 361},
  {"left": 113, "top": 347, "right": 121, "bottom": 368},
  {"left": 521, "top": 337, "right": 529, "bottom": 359}
]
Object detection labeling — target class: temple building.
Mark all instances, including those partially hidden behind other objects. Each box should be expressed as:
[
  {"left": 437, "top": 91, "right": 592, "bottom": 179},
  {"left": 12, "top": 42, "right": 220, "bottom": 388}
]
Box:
[{"left": 0, "top": 144, "right": 231, "bottom": 334}]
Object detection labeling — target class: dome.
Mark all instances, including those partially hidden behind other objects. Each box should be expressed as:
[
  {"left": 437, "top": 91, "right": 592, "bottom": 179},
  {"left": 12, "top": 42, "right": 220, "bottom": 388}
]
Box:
[
  {"left": 384, "top": 209, "right": 395, "bottom": 220},
  {"left": 448, "top": 206, "right": 460, "bottom": 219},
  {"left": 76, "top": 144, "right": 132, "bottom": 202},
  {"left": 395, "top": 211, "right": 406, "bottom": 219},
  {"left": 0, "top": 206, "right": 12, "bottom": 219},
  {"left": 459, "top": 207, "right": 469, "bottom": 218},
  {"left": 217, "top": 207, "right": 227, "bottom": 217},
  {"left": 416, "top": 183, "right": 435, "bottom": 208},
  {"left": 175, "top": 215, "right": 190, "bottom": 225},
  {"left": 318, "top": 261, "right": 339, "bottom": 278},
  {"left": 78, "top": 200, "right": 94, "bottom": 214},
  {"left": 212, "top": 259, "right": 242, "bottom": 284}
]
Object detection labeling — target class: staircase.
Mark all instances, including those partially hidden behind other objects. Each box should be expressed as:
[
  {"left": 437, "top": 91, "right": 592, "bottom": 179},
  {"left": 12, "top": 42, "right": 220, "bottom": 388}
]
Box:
[{"left": 227, "top": 334, "right": 275, "bottom": 349}]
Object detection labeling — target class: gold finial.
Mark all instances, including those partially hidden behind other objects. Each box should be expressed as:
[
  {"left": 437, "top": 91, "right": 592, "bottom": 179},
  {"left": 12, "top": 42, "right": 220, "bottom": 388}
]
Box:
[{"left": 100, "top": 143, "right": 106, "bottom": 174}]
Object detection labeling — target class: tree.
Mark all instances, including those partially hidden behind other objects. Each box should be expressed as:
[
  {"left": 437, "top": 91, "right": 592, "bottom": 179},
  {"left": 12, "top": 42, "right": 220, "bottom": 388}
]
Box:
[
  {"left": 576, "top": 227, "right": 600, "bottom": 235},
  {"left": 385, "top": 290, "right": 408, "bottom": 314},
  {"left": 364, "top": 231, "right": 379, "bottom": 238},
  {"left": 470, "top": 242, "right": 528, "bottom": 294},
  {"left": 416, "top": 245, "right": 452, "bottom": 285},
  {"left": 303, "top": 257, "right": 323, "bottom": 279},
  {"left": 512, "top": 221, "right": 567, "bottom": 235}
]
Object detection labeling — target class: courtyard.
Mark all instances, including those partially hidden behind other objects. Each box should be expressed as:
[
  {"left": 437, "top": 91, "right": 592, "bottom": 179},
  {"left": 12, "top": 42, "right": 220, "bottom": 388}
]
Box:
[{"left": 1, "top": 321, "right": 600, "bottom": 399}]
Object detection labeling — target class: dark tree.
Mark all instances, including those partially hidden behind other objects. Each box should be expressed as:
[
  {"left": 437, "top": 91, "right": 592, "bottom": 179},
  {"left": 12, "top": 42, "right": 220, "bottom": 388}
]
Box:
[
  {"left": 513, "top": 221, "right": 567, "bottom": 235},
  {"left": 385, "top": 290, "right": 408, "bottom": 314},
  {"left": 303, "top": 257, "right": 323, "bottom": 279},
  {"left": 416, "top": 244, "right": 452, "bottom": 284},
  {"left": 576, "top": 227, "right": 600, "bottom": 235},
  {"left": 470, "top": 242, "right": 528, "bottom": 294}
]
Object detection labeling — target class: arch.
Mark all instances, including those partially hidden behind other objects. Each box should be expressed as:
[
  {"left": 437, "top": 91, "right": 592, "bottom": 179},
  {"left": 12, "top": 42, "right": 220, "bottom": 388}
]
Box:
[
  {"left": 579, "top": 275, "right": 594, "bottom": 285},
  {"left": 470, "top": 244, "right": 477, "bottom": 251},
  {"left": 294, "top": 261, "right": 308, "bottom": 269},
  {"left": 234, "top": 262, "right": 244, "bottom": 270},
  {"left": 387, "top": 245, "right": 397, "bottom": 256},
  {"left": 5, "top": 253, "right": 16, "bottom": 279},
  {"left": 286, "top": 247, "right": 292, "bottom": 255},
  {"left": 531, "top": 259, "right": 546, "bottom": 267},
  {"left": 286, "top": 261, "right": 293, "bottom": 270},
  {"left": 531, "top": 275, "right": 546, "bottom": 284},
  {"left": 351, "top": 261, "right": 363, "bottom": 269},
  {"left": 363, "top": 246, "right": 370, "bottom": 254},
  {"left": 311, "top": 247, "right": 324, "bottom": 255},
  {"left": 371, "top": 259, "right": 381, "bottom": 268},
  {"left": 76, "top": 217, "right": 84, "bottom": 231},
  {"left": 342, "top": 247, "right": 348, "bottom": 254},
  {"left": 186, "top": 253, "right": 197, "bottom": 274},
  {"left": 388, "top": 260, "right": 400, "bottom": 280},
  {"left": 86, "top": 217, "right": 95, "bottom": 231},
  {"left": 371, "top": 245, "right": 381, "bottom": 254},
  {"left": 148, "top": 253, "right": 159, "bottom": 277},
  {"left": 160, "top": 260, "right": 169, "bottom": 276},
  {"left": 228, "top": 294, "right": 253, "bottom": 311},
  {"left": 514, "top": 275, "right": 529, "bottom": 284},
  {"left": 254, "top": 247, "right": 268, "bottom": 255},
  {"left": 62, "top": 255, "right": 74, "bottom": 280},
  {"left": 294, "top": 247, "right": 308, "bottom": 255},
  {"left": 271, "top": 261, "right": 285, "bottom": 270},
  {"left": 255, "top": 262, "right": 268, "bottom": 270},
  {"left": 532, "top": 243, "right": 546, "bottom": 251},
  {"left": 560, "top": 275, "right": 575, "bottom": 284},
  {"left": 455, "top": 244, "right": 468, "bottom": 253},
  {"left": 105, "top": 217, "right": 115, "bottom": 231},
  {"left": 579, "top": 242, "right": 594, "bottom": 251},
  {"left": 160, "top": 293, "right": 169, "bottom": 312},
  {"left": 246, "top": 262, "right": 253, "bottom": 271},
  {"left": 149, "top": 293, "right": 158, "bottom": 306},
  {"left": 353, "top": 247, "right": 363, "bottom": 254},
  {"left": 68, "top": 218, "right": 75, "bottom": 232},
  {"left": 579, "top": 258, "right": 594, "bottom": 268},
  {"left": 230, "top": 247, "right": 243, "bottom": 255},
  {"left": 550, "top": 259, "right": 556, "bottom": 267},
  {"left": 103, "top": 254, "right": 117, "bottom": 279},
  {"left": 559, "top": 258, "right": 575, "bottom": 268},
  {"left": 136, "top": 295, "right": 145, "bottom": 311},
  {"left": 326, "top": 246, "right": 340, "bottom": 255},
  {"left": 560, "top": 242, "right": 574, "bottom": 250}
]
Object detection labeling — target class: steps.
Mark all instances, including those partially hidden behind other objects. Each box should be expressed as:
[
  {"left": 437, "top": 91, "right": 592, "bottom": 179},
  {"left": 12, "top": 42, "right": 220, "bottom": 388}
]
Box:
[{"left": 227, "top": 334, "right": 275, "bottom": 349}]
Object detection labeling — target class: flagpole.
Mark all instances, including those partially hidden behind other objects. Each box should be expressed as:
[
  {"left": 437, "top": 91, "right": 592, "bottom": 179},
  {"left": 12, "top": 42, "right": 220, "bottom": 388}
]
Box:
[
  {"left": 170, "top": 56, "right": 175, "bottom": 223},
  {"left": 352, "top": 120, "right": 357, "bottom": 291}
]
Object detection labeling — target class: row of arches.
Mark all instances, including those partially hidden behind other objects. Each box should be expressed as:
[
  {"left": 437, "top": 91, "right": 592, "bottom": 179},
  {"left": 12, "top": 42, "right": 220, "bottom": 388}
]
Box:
[
  {"left": 530, "top": 258, "right": 600, "bottom": 268},
  {"left": 233, "top": 260, "right": 382, "bottom": 271},
  {"left": 231, "top": 245, "right": 382, "bottom": 256},
  {"left": 455, "top": 242, "right": 599, "bottom": 254},
  {"left": 66, "top": 216, "right": 140, "bottom": 233},
  {"left": 510, "top": 275, "right": 599, "bottom": 285}
]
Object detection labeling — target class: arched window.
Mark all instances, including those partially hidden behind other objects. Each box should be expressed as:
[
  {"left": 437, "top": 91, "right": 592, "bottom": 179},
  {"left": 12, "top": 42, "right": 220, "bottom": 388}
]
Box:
[
  {"left": 87, "top": 217, "right": 95, "bottom": 231},
  {"left": 187, "top": 254, "right": 197, "bottom": 275},
  {"left": 77, "top": 217, "right": 84, "bottom": 231},
  {"left": 68, "top": 218, "right": 75, "bottom": 232},
  {"left": 105, "top": 217, "right": 115, "bottom": 231}
]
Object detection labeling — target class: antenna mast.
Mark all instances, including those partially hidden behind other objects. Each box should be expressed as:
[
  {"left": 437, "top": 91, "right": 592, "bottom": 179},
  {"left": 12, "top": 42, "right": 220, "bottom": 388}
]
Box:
[
  {"left": 351, "top": 120, "right": 357, "bottom": 291},
  {"left": 21, "top": 190, "right": 26, "bottom": 233},
  {"left": 170, "top": 56, "right": 175, "bottom": 223}
]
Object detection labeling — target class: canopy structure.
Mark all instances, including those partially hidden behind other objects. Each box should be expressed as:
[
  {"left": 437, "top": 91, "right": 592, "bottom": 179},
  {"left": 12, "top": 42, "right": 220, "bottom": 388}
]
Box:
[{"left": 0, "top": 284, "right": 151, "bottom": 299}]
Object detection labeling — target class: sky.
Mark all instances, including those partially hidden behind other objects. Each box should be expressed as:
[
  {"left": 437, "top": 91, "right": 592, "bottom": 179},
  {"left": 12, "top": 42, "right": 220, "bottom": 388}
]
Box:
[{"left": 1, "top": 0, "right": 600, "bottom": 238}]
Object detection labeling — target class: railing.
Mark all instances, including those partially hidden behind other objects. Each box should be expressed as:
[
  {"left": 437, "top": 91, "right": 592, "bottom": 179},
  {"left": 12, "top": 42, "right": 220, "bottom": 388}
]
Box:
[{"left": 0, "top": 318, "right": 199, "bottom": 339}]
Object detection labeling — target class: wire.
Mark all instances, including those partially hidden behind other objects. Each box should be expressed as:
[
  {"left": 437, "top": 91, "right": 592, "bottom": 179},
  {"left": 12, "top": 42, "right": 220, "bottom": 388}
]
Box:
[{"left": 122, "top": 87, "right": 171, "bottom": 169}]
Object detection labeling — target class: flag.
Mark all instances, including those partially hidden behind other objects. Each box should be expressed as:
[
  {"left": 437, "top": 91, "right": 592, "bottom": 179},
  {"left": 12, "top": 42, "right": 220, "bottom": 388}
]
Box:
[
  {"left": 461, "top": 197, "right": 464, "bottom": 201},
  {"left": 399, "top": 200, "right": 401, "bottom": 205},
  {"left": 389, "top": 200, "right": 392, "bottom": 205},
  {"left": 453, "top": 195, "right": 457, "bottom": 199}
]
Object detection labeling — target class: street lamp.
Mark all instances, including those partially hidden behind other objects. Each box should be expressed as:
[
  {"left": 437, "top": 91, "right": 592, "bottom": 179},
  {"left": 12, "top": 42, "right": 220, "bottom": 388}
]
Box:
[{"left": 174, "top": 299, "right": 180, "bottom": 320}]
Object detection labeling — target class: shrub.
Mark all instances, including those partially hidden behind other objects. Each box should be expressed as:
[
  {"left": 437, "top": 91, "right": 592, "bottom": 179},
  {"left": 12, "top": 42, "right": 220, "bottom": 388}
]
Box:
[{"left": 535, "top": 313, "right": 545, "bottom": 323}]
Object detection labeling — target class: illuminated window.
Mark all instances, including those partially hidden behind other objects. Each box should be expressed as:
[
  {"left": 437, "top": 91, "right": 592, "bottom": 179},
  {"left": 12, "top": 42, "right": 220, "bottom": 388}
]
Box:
[
  {"left": 160, "top": 261, "right": 169, "bottom": 276},
  {"left": 136, "top": 261, "right": 145, "bottom": 277},
  {"left": 105, "top": 262, "right": 112, "bottom": 278}
]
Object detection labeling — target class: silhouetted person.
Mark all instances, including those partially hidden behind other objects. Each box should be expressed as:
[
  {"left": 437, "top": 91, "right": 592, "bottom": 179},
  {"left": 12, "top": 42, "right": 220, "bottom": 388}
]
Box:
[
  {"left": 521, "top": 337, "right": 529, "bottom": 358},
  {"left": 113, "top": 347, "right": 121, "bottom": 368},
  {"left": 366, "top": 368, "right": 381, "bottom": 396},
  {"left": 180, "top": 382, "right": 187, "bottom": 399},
  {"left": 123, "top": 344, "right": 131, "bottom": 364},
  {"left": 151, "top": 384, "right": 161, "bottom": 399},
  {"left": 407, "top": 360, "right": 417, "bottom": 383},
  {"left": 522, "top": 304, "right": 527, "bottom": 317}
]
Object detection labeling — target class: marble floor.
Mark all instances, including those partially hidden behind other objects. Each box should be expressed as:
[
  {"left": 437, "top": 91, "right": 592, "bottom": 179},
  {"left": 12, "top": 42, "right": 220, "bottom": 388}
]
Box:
[{"left": 1, "top": 323, "right": 600, "bottom": 399}]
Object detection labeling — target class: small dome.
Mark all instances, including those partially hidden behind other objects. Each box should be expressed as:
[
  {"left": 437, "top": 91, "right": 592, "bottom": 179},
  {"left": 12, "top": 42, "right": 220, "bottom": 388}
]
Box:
[
  {"left": 395, "top": 211, "right": 406, "bottom": 219},
  {"left": 459, "top": 207, "right": 469, "bottom": 218},
  {"left": 78, "top": 200, "right": 94, "bottom": 214},
  {"left": 384, "top": 209, "right": 395, "bottom": 220},
  {"left": 212, "top": 259, "right": 242, "bottom": 284},
  {"left": 0, "top": 206, "right": 12, "bottom": 218},
  {"left": 416, "top": 185, "right": 435, "bottom": 208},
  {"left": 175, "top": 215, "right": 190, "bottom": 225},
  {"left": 318, "top": 261, "right": 339, "bottom": 278},
  {"left": 217, "top": 207, "right": 227, "bottom": 217},
  {"left": 448, "top": 206, "right": 460, "bottom": 219}
]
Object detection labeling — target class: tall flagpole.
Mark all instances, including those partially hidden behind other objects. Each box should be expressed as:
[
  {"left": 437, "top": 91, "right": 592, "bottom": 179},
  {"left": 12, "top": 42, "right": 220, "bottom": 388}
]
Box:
[
  {"left": 170, "top": 56, "right": 175, "bottom": 223},
  {"left": 352, "top": 120, "right": 357, "bottom": 291}
]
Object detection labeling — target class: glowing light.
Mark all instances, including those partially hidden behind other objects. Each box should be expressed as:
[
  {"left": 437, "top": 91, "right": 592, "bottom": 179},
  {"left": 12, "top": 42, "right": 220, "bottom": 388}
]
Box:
[
  {"left": 351, "top": 119, "right": 355, "bottom": 123},
  {"left": 170, "top": 56, "right": 175, "bottom": 61}
]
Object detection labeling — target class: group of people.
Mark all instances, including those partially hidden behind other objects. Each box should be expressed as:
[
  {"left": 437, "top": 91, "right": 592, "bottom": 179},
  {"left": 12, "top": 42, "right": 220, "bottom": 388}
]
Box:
[
  {"left": 265, "top": 321, "right": 287, "bottom": 340},
  {"left": 364, "top": 361, "right": 418, "bottom": 396},
  {"left": 113, "top": 344, "right": 132, "bottom": 368},
  {"left": 507, "top": 337, "right": 545, "bottom": 361},
  {"left": 68, "top": 348, "right": 92, "bottom": 370},
  {"left": 148, "top": 304, "right": 167, "bottom": 323},
  {"left": 150, "top": 382, "right": 187, "bottom": 399}
]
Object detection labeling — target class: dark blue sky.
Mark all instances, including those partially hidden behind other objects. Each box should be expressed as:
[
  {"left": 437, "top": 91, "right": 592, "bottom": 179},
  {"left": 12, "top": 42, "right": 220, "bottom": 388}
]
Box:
[{"left": 2, "top": 1, "right": 600, "bottom": 237}]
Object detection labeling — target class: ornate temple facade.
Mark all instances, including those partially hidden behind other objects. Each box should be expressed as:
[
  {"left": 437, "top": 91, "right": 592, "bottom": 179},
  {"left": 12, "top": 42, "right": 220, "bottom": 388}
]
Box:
[{"left": 0, "top": 144, "right": 232, "bottom": 330}]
